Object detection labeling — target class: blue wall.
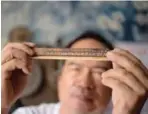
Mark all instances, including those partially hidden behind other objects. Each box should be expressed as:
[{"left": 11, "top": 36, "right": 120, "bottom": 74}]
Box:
[{"left": 1, "top": 1, "right": 148, "bottom": 46}]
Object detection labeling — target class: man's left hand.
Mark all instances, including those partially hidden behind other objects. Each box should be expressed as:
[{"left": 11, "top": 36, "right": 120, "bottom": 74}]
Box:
[{"left": 102, "top": 48, "right": 148, "bottom": 114}]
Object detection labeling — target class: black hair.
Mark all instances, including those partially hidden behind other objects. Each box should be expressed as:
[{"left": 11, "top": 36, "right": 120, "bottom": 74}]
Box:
[{"left": 66, "top": 30, "right": 114, "bottom": 50}]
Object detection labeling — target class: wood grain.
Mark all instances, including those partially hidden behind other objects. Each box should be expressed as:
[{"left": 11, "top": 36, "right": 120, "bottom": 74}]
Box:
[{"left": 33, "top": 48, "right": 109, "bottom": 61}]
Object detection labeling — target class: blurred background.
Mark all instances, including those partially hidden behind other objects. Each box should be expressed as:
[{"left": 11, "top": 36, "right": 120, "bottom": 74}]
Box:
[{"left": 1, "top": 1, "right": 148, "bottom": 114}]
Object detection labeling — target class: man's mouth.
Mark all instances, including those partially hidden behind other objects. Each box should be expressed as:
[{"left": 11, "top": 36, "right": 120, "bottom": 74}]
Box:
[
  {"left": 69, "top": 86, "right": 96, "bottom": 104},
  {"left": 72, "top": 93, "right": 94, "bottom": 103}
]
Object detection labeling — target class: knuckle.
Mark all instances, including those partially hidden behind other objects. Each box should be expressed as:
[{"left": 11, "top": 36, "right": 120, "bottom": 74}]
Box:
[
  {"left": 102, "top": 71, "right": 107, "bottom": 76},
  {"left": 13, "top": 58, "right": 18, "bottom": 63},
  {"left": 119, "top": 69, "right": 128, "bottom": 76},
  {"left": 128, "top": 60, "right": 138, "bottom": 69},
  {"left": 136, "top": 58, "right": 142, "bottom": 64},
  {"left": 132, "top": 60, "right": 137, "bottom": 66},
  {"left": 2, "top": 43, "right": 12, "bottom": 52},
  {"left": 9, "top": 50, "right": 14, "bottom": 60},
  {"left": 124, "top": 49, "right": 130, "bottom": 54},
  {"left": 2, "top": 48, "right": 13, "bottom": 62},
  {"left": 6, "top": 42, "right": 12, "bottom": 47},
  {"left": 102, "top": 69, "right": 112, "bottom": 76},
  {"left": 22, "top": 51, "right": 27, "bottom": 58},
  {"left": 21, "top": 53, "right": 28, "bottom": 61},
  {"left": 116, "top": 81, "right": 122, "bottom": 87},
  {"left": 1, "top": 65, "right": 6, "bottom": 73},
  {"left": 6, "top": 45, "right": 14, "bottom": 52},
  {"left": 13, "top": 59, "right": 25, "bottom": 66},
  {"left": 17, "top": 50, "right": 26, "bottom": 56},
  {"left": 138, "top": 88, "right": 147, "bottom": 96},
  {"left": 5, "top": 43, "right": 15, "bottom": 49},
  {"left": 13, "top": 49, "right": 28, "bottom": 60},
  {"left": 7, "top": 47, "right": 14, "bottom": 55}
]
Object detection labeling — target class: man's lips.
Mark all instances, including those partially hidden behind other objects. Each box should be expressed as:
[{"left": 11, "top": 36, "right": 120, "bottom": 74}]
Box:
[
  {"left": 69, "top": 86, "right": 96, "bottom": 103},
  {"left": 72, "top": 92, "right": 94, "bottom": 103}
]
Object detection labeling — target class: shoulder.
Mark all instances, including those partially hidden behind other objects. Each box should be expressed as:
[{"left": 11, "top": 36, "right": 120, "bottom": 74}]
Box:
[{"left": 13, "top": 103, "right": 60, "bottom": 114}]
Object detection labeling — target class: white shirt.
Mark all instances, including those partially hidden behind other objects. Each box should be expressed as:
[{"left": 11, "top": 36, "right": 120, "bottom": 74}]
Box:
[
  {"left": 12, "top": 101, "right": 148, "bottom": 114},
  {"left": 12, "top": 102, "right": 111, "bottom": 114},
  {"left": 13, "top": 103, "right": 60, "bottom": 114}
]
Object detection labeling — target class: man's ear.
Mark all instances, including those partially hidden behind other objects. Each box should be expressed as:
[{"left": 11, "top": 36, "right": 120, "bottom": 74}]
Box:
[
  {"left": 57, "top": 61, "right": 66, "bottom": 85},
  {"left": 57, "top": 68, "right": 62, "bottom": 84},
  {"left": 57, "top": 72, "right": 61, "bottom": 83}
]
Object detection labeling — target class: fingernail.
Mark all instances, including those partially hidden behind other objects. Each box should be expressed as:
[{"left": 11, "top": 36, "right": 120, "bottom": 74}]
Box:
[
  {"left": 106, "top": 51, "right": 113, "bottom": 57},
  {"left": 114, "top": 48, "right": 121, "bottom": 52},
  {"left": 27, "top": 69, "right": 32, "bottom": 75},
  {"left": 30, "top": 43, "right": 36, "bottom": 47},
  {"left": 24, "top": 42, "right": 36, "bottom": 47},
  {"left": 29, "top": 50, "right": 34, "bottom": 55},
  {"left": 28, "top": 58, "right": 33, "bottom": 64},
  {"left": 101, "top": 72, "right": 106, "bottom": 79},
  {"left": 23, "top": 68, "right": 30, "bottom": 75},
  {"left": 28, "top": 65, "right": 32, "bottom": 72},
  {"left": 101, "top": 78, "right": 105, "bottom": 83}
]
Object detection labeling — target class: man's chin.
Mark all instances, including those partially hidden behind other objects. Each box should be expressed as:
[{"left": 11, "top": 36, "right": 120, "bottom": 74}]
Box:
[
  {"left": 68, "top": 103, "right": 102, "bottom": 114},
  {"left": 69, "top": 97, "right": 96, "bottom": 113}
]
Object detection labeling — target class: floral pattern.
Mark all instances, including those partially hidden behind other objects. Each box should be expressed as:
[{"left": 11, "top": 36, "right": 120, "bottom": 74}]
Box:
[{"left": 1, "top": 1, "right": 148, "bottom": 46}]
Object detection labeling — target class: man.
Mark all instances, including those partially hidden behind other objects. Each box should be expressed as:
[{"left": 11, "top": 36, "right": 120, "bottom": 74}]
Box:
[{"left": 2, "top": 31, "right": 148, "bottom": 114}]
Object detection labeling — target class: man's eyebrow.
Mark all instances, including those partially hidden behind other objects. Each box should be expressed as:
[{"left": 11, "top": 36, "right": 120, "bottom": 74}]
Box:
[
  {"left": 66, "top": 61, "right": 81, "bottom": 66},
  {"left": 66, "top": 61, "right": 111, "bottom": 70},
  {"left": 92, "top": 64, "right": 111, "bottom": 70}
]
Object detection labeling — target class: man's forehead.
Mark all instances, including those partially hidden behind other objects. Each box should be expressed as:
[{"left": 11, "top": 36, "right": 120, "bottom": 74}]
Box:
[{"left": 70, "top": 38, "right": 106, "bottom": 49}]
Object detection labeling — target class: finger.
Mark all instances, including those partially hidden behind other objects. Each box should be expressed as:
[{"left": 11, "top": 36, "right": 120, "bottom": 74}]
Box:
[
  {"left": 102, "top": 69, "right": 146, "bottom": 95},
  {"left": 2, "top": 59, "right": 31, "bottom": 79},
  {"left": 23, "top": 42, "right": 36, "bottom": 47},
  {"left": 114, "top": 48, "right": 141, "bottom": 64},
  {"left": 112, "top": 49, "right": 129, "bottom": 69},
  {"left": 2, "top": 48, "right": 28, "bottom": 65},
  {"left": 112, "top": 62, "right": 122, "bottom": 69},
  {"left": 106, "top": 51, "right": 148, "bottom": 88},
  {"left": 114, "top": 48, "right": 148, "bottom": 72},
  {"left": 101, "top": 77, "right": 133, "bottom": 93},
  {"left": 2, "top": 43, "right": 34, "bottom": 56}
]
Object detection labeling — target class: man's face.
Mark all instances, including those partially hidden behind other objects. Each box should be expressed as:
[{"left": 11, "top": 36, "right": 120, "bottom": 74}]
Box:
[{"left": 58, "top": 39, "right": 112, "bottom": 113}]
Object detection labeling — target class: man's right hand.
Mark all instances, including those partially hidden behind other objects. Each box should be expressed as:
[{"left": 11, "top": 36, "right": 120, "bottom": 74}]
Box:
[{"left": 1, "top": 42, "right": 35, "bottom": 109}]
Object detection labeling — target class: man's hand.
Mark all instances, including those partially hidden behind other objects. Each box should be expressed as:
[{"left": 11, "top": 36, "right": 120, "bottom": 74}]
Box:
[
  {"left": 101, "top": 48, "right": 148, "bottom": 114},
  {"left": 1, "top": 42, "right": 35, "bottom": 110}
]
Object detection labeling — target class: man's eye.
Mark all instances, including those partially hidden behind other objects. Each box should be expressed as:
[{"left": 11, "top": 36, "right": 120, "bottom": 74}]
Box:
[
  {"left": 92, "top": 69, "right": 105, "bottom": 76},
  {"left": 92, "top": 71, "right": 102, "bottom": 76},
  {"left": 70, "top": 65, "right": 80, "bottom": 71},
  {"left": 92, "top": 71, "right": 102, "bottom": 81}
]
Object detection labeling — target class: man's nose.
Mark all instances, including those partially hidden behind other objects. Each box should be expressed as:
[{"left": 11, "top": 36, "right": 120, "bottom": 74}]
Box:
[{"left": 78, "top": 69, "right": 95, "bottom": 90}]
